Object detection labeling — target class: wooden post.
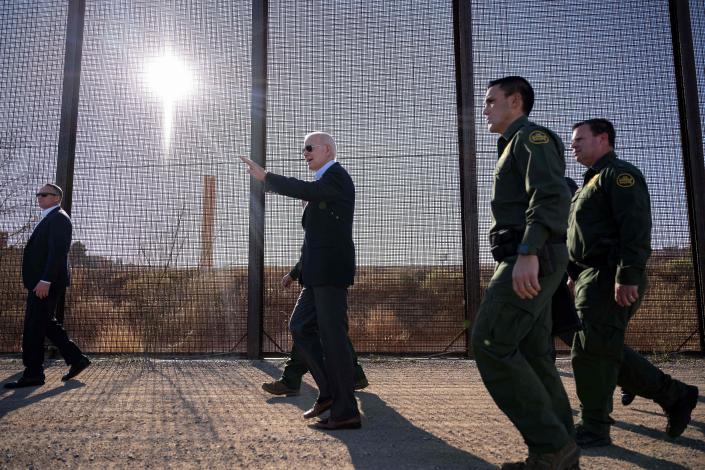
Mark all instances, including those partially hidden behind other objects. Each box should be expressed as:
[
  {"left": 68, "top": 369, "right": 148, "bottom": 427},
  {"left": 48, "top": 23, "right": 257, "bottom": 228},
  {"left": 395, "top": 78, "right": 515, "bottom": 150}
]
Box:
[{"left": 201, "top": 175, "right": 216, "bottom": 268}]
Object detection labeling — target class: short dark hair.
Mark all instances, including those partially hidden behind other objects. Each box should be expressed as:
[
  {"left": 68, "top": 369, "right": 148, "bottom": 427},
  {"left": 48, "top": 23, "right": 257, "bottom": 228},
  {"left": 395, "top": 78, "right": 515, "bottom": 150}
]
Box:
[
  {"left": 44, "top": 183, "right": 63, "bottom": 201},
  {"left": 487, "top": 76, "right": 535, "bottom": 115},
  {"left": 572, "top": 118, "right": 615, "bottom": 147}
]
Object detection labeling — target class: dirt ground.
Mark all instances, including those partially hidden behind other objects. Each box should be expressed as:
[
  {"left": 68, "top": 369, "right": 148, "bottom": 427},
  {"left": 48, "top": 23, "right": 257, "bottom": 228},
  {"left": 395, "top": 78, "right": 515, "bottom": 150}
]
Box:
[{"left": 0, "top": 355, "right": 703, "bottom": 469}]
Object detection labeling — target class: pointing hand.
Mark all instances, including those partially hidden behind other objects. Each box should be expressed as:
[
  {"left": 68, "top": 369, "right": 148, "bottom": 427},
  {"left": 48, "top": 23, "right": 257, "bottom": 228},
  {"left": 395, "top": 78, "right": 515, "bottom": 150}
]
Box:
[{"left": 240, "top": 156, "right": 267, "bottom": 182}]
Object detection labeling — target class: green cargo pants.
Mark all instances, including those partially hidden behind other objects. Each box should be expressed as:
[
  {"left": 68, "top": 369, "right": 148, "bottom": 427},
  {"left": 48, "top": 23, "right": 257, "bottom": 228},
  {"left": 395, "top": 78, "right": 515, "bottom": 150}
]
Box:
[
  {"left": 472, "top": 245, "right": 575, "bottom": 454},
  {"left": 571, "top": 265, "right": 686, "bottom": 436},
  {"left": 281, "top": 340, "right": 366, "bottom": 389}
]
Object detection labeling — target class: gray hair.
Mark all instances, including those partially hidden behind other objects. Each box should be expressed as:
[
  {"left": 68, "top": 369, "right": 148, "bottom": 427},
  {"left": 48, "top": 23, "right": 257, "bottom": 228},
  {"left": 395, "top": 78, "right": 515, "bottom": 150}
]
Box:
[
  {"left": 42, "top": 183, "right": 63, "bottom": 201},
  {"left": 305, "top": 131, "right": 337, "bottom": 157}
]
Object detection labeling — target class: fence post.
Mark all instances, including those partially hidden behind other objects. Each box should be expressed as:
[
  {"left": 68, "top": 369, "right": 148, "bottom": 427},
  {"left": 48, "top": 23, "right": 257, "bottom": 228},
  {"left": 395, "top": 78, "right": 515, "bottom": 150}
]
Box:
[
  {"left": 56, "top": 0, "right": 85, "bottom": 215},
  {"left": 453, "top": 0, "right": 481, "bottom": 356},
  {"left": 669, "top": 0, "right": 705, "bottom": 353},
  {"left": 55, "top": 0, "right": 85, "bottom": 326},
  {"left": 248, "top": 0, "right": 268, "bottom": 358}
]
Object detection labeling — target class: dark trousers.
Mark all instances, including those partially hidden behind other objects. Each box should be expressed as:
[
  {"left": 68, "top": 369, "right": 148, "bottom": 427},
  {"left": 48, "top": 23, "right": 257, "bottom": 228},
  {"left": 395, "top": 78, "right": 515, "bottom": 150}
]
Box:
[
  {"left": 281, "top": 341, "right": 366, "bottom": 389},
  {"left": 23, "top": 288, "right": 83, "bottom": 378},
  {"left": 572, "top": 266, "right": 686, "bottom": 436},
  {"left": 289, "top": 286, "right": 359, "bottom": 421},
  {"left": 472, "top": 246, "right": 575, "bottom": 454}
]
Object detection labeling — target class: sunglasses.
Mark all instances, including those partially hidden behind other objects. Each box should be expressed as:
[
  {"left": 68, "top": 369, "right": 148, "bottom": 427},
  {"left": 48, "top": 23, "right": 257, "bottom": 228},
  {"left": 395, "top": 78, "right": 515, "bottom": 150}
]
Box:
[
  {"left": 36, "top": 193, "right": 58, "bottom": 198},
  {"left": 302, "top": 144, "right": 321, "bottom": 154}
]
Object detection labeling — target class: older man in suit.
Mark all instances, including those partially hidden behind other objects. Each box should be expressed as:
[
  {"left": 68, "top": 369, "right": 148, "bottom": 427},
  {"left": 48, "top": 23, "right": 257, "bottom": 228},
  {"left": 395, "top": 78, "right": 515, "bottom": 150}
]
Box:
[
  {"left": 240, "top": 131, "right": 360, "bottom": 430},
  {"left": 4, "top": 183, "right": 90, "bottom": 389}
]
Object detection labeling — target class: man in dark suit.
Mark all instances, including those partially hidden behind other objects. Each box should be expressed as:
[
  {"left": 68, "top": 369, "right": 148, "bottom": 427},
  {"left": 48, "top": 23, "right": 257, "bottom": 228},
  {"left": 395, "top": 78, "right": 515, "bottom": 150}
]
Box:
[
  {"left": 4, "top": 184, "right": 90, "bottom": 389},
  {"left": 240, "top": 131, "right": 361, "bottom": 430}
]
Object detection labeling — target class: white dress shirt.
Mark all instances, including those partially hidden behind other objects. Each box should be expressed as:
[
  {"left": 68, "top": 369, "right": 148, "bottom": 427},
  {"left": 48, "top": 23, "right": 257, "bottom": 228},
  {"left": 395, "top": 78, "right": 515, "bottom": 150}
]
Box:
[{"left": 35, "top": 204, "right": 61, "bottom": 285}]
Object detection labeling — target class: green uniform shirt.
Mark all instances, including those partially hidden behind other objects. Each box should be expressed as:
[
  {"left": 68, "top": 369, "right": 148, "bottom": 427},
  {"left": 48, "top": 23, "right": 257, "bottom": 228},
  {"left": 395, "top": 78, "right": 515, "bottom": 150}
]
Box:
[
  {"left": 491, "top": 116, "right": 570, "bottom": 253},
  {"left": 567, "top": 151, "right": 651, "bottom": 285}
]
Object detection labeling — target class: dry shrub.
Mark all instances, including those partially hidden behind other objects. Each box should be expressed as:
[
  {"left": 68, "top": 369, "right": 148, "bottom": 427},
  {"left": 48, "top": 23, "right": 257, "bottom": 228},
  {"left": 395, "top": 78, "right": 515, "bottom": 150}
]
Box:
[
  {"left": 2, "top": 245, "right": 700, "bottom": 354},
  {"left": 350, "top": 305, "right": 411, "bottom": 353}
]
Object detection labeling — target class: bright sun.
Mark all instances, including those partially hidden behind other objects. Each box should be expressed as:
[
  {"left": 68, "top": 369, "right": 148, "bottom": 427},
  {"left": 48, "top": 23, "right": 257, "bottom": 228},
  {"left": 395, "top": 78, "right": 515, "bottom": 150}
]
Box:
[
  {"left": 144, "top": 54, "right": 194, "bottom": 152},
  {"left": 145, "top": 55, "right": 193, "bottom": 101}
]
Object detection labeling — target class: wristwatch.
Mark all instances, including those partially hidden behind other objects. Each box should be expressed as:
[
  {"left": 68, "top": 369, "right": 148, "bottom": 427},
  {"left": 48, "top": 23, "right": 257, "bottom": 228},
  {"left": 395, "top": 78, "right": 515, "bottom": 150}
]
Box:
[{"left": 517, "top": 243, "right": 537, "bottom": 255}]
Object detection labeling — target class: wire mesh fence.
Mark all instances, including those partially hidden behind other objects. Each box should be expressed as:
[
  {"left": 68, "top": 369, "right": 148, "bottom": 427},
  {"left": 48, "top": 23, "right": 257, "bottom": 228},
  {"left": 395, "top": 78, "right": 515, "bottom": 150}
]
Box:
[
  {"left": 263, "top": 0, "right": 464, "bottom": 355},
  {"left": 472, "top": 0, "right": 700, "bottom": 352},
  {"left": 688, "top": 0, "right": 705, "bottom": 351},
  {"left": 0, "top": 1, "right": 67, "bottom": 352},
  {"left": 0, "top": 0, "right": 703, "bottom": 354},
  {"left": 694, "top": 0, "right": 705, "bottom": 165}
]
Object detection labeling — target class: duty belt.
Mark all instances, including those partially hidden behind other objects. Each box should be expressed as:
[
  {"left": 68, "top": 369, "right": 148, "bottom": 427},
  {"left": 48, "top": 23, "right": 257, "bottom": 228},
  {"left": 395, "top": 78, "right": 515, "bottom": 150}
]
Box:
[
  {"left": 571, "top": 256, "right": 611, "bottom": 270},
  {"left": 489, "top": 229, "right": 566, "bottom": 263}
]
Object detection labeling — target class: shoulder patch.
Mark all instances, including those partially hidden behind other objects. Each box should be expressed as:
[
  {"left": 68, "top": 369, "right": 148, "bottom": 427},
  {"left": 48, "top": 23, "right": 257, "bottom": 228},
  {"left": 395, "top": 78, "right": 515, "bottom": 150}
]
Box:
[
  {"left": 529, "top": 130, "right": 549, "bottom": 144},
  {"left": 616, "top": 173, "right": 635, "bottom": 188}
]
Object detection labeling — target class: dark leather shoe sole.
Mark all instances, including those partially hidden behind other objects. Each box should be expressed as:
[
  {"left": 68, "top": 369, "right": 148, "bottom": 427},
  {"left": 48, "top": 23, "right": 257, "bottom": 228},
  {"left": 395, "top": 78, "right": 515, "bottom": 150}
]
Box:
[
  {"left": 62, "top": 357, "right": 91, "bottom": 381},
  {"left": 4, "top": 378, "right": 45, "bottom": 389},
  {"left": 313, "top": 416, "right": 362, "bottom": 430},
  {"left": 303, "top": 399, "right": 333, "bottom": 419}
]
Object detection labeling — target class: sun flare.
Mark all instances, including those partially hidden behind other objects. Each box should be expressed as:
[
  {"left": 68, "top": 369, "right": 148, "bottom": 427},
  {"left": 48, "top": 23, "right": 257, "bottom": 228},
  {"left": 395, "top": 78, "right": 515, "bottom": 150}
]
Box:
[
  {"left": 144, "top": 54, "right": 194, "bottom": 152},
  {"left": 145, "top": 55, "right": 193, "bottom": 101}
]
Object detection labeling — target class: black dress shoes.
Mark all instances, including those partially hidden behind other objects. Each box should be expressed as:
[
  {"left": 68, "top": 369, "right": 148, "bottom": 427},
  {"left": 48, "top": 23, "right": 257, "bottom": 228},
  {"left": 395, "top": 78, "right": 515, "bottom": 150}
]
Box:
[
  {"left": 62, "top": 356, "right": 91, "bottom": 382},
  {"left": 303, "top": 398, "right": 333, "bottom": 419},
  {"left": 4, "top": 376, "right": 45, "bottom": 389},
  {"left": 354, "top": 376, "right": 370, "bottom": 391},
  {"left": 313, "top": 416, "right": 362, "bottom": 430},
  {"left": 621, "top": 388, "right": 636, "bottom": 406},
  {"left": 665, "top": 385, "right": 699, "bottom": 438},
  {"left": 575, "top": 426, "right": 612, "bottom": 448}
]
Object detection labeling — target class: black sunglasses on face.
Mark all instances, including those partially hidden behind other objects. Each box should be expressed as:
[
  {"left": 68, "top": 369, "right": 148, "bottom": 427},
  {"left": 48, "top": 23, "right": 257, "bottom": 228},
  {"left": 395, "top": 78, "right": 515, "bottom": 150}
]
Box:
[
  {"left": 302, "top": 144, "right": 321, "bottom": 154},
  {"left": 36, "top": 193, "right": 58, "bottom": 197}
]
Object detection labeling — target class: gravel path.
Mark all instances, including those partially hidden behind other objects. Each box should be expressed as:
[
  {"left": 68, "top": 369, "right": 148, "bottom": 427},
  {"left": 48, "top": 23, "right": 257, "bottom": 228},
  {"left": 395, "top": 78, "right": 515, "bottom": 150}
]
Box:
[{"left": 1, "top": 356, "right": 703, "bottom": 469}]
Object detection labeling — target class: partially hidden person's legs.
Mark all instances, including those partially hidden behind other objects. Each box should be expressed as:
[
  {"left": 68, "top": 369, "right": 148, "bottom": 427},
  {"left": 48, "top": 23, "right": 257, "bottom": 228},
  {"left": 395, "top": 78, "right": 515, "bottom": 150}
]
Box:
[
  {"left": 350, "top": 338, "right": 368, "bottom": 389},
  {"left": 289, "top": 287, "right": 331, "bottom": 404},
  {"left": 261, "top": 344, "right": 307, "bottom": 396},
  {"left": 263, "top": 331, "right": 367, "bottom": 396},
  {"left": 618, "top": 345, "right": 698, "bottom": 438},
  {"left": 281, "top": 344, "right": 309, "bottom": 388}
]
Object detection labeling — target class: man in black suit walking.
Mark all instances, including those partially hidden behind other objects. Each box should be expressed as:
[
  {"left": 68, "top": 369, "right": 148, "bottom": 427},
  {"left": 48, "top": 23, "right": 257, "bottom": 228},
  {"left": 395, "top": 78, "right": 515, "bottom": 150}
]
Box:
[
  {"left": 4, "top": 184, "right": 90, "bottom": 389},
  {"left": 240, "top": 131, "right": 361, "bottom": 430}
]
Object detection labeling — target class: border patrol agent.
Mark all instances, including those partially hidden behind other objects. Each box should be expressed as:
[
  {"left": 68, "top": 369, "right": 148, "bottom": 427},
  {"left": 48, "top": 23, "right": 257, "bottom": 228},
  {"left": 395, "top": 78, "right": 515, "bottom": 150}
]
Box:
[
  {"left": 473, "top": 76, "right": 579, "bottom": 470},
  {"left": 568, "top": 118, "right": 699, "bottom": 448}
]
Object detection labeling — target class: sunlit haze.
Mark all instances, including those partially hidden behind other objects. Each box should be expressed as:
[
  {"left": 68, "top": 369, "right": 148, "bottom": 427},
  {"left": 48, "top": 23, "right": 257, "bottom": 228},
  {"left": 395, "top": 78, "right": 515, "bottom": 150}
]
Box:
[{"left": 144, "top": 54, "right": 194, "bottom": 151}]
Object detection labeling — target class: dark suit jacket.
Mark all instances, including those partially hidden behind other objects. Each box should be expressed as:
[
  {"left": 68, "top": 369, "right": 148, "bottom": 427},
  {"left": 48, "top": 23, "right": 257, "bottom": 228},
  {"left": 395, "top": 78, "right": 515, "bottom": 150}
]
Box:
[
  {"left": 265, "top": 162, "right": 355, "bottom": 288},
  {"left": 22, "top": 207, "right": 72, "bottom": 291}
]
